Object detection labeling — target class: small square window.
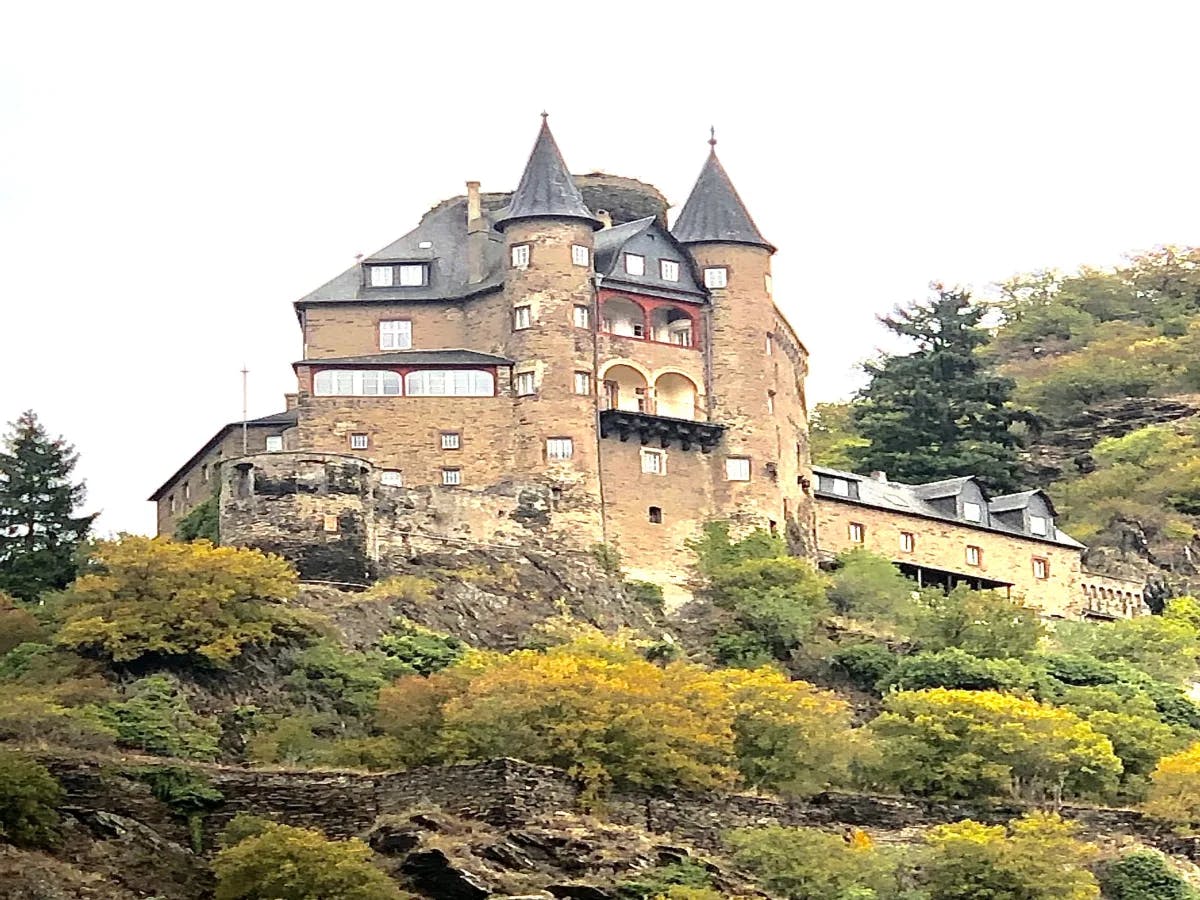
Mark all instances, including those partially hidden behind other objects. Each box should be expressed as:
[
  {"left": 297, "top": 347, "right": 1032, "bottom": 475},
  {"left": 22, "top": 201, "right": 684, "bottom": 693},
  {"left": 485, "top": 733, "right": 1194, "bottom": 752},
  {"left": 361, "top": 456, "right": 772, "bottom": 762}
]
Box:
[
  {"left": 350, "top": 433, "right": 369, "bottom": 450},
  {"left": 660, "top": 259, "right": 680, "bottom": 281},
  {"left": 571, "top": 244, "right": 590, "bottom": 267},
  {"left": 725, "top": 457, "right": 751, "bottom": 481},
  {"left": 511, "top": 244, "right": 531, "bottom": 268},
  {"left": 369, "top": 265, "right": 394, "bottom": 287},
  {"left": 546, "top": 438, "right": 574, "bottom": 460},
  {"left": 1033, "top": 557, "right": 1049, "bottom": 579},
  {"left": 704, "top": 267, "right": 728, "bottom": 288},
  {"left": 649, "top": 506, "right": 663, "bottom": 524},
  {"left": 966, "top": 545, "right": 982, "bottom": 567},
  {"left": 323, "top": 514, "right": 339, "bottom": 533},
  {"left": 963, "top": 501, "right": 982, "bottom": 523},
  {"left": 380, "top": 320, "right": 412, "bottom": 350},
  {"left": 641, "top": 448, "right": 665, "bottom": 475},
  {"left": 624, "top": 253, "right": 645, "bottom": 276},
  {"left": 183, "top": 482, "right": 191, "bottom": 501},
  {"left": 515, "top": 371, "right": 536, "bottom": 396},
  {"left": 513, "top": 306, "right": 532, "bottom": 330},
  {"left": 381, "top": 470, "right": 404, "bottom": 487},
  {"left": 265, "top": 435, "right": 284, "bottom": 452},
  {"left": 900, "top": 532, "right": 915, "bottom": 553},
  {"left": 441, "top": 468, "right": 461, "bottom": 486},
  {"left": 441, "top": 432, "right": 461, "bottom": 450},
  {"left": 849, "top": 522, "right": 865, "bottom": 543},
  {"left": 573, "top": 305, "right": 591, "bottom": 328},
  {"left": 398, "top": 264, "right": 426, "bottom": 286},
  {"left": 574, "top": 372, "right": 592, "bottom": 395},
  {"left": 201, "top": 464, "right": 209, "bottom": 482},
  {"left": 1030, "top": 515, "right": 1048, "bottom": 536}
]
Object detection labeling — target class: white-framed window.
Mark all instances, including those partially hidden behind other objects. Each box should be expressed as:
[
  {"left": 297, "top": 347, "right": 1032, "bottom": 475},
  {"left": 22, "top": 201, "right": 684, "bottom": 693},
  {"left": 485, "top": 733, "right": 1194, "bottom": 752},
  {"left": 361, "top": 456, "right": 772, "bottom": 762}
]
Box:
[
  {"left": 380, "top": 470, "right": 404, "bottom": 487},
  {"left": 900, "top": 531, "right": 915, "bottom": 553},
  {"left": 963, "top": 501, "right": 982, "bottom": 523},
  {"left": 323, "top": 514, "right": 339, "bottom": 533},
  {"left": 368, "top": 265, "right": 394, "bottom": 287},
  {"left": 350, "top": 433, "right": 369, "bottom": 450},
  {"left": 546, "top": 438, "right": 574, "bottom": 460},
  {"left": 265, "top": 435, "right": 284, "bottom": 452},
  {"left": 515, "top": 371, "right": 536, "bottom": 396},
  {"left": 314, "top": 370, "right": 402, "bottom": 396},
  {"left": 641, "top": 448, "right": 665, "bottom": 475},
  {"left": 624, "top": 253, "right": 645, "bottom": 276},
  {"left": 573, "top": 305, "right": 590, "bottom": 328},
  {"left": 725, "top": 457, "right": 751, "bottom": 481},
  {"left": 1033, "top": 557, "right": 1049, "bottom": 579},
  {"left": 380, "top": 320, "right": 412, "bottom": 350},
  {"left": 441, "top": 468, "right": 461, "bottom": 486},
  {"left": 571, "top": 244, "right": 590, "bottom": 267},
  {"left": 398, "top": 264, "right": 427, "bottom": 286},
  {"left": 1030, "top": 515, "right": 1049, "bottom": 536},
  {"left": 849, "top": 522, "right": 865, "bottom": 543},
  {"left": 966, "top": 545, "right": 982, "bottom": 567},
  {"left": 831, "top": 478, "right": 850, "bottom": 497},
  {"left": 404, "top": 369, "right": 495, "bottom": 397},
  {"left": 183, "top": 482, "right": 191, "bottom": 501},
  {"left": 511, "top": 244, "right": 530, "bottom": 268},
  {"left": 704, "top": 267, "right": 728, "bottom": 288},
  {"left": 574, "top": 372, "right": 592, "bottom": 395},
  {"left": 766, "top": 335, "right": 773, "bottom": 355},
  {"left": 513, "top": 306, "right": 532, "bottom": 330},
  {"left": 441, "top": 432, "right": 461, "bottom": 450},
  {"left": 660, "top": 259, "right": 680, "bottom": 281}
]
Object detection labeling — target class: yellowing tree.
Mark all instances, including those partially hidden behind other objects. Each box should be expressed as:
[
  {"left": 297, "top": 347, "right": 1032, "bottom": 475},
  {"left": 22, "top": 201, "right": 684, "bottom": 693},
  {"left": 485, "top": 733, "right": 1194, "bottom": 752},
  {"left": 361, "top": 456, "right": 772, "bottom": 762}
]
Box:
[
  {"left": 868, "top": 688, "right": 1121, "bottom": 802},
  {"left": 56, "top": 536, "right": 300, "bottom": 665},
  {"left": 715, "top": 667, "right": 857, "bottom": 797},
  {"left": 1144, "top": 742, "right": 1200, "bottom": 825}
]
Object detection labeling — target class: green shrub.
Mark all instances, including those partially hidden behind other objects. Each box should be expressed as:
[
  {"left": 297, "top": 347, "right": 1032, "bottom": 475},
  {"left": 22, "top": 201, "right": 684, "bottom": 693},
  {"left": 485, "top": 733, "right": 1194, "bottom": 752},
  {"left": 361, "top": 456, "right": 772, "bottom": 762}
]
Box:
[
  {"left": 829, "top": 643, "right": 897, "bottom": 692},
  {"left": 617, "top": 861, "right": 713, "bottom": 899},
  {"left": 710, "top": 630, "right": 776, "bottom": 668},
  {"left": 137, "top": 765, "right": 223, "bottom": 851},
  {"left": 213, "top": 820, "right": 408, "bottom": 899},
  {"left": 708, "top": 558, "right": 830, "bottom": 659},
  {"left": 881, "top": 649, "right": 1038, "bottom": 694},
  {"left": 591, "top": 542, "right": 623, "bottom": 574},
  {"left": 175, "top": 496, "right": 219, "bottom": 543},
  {"left": 626, "top": 580, "right": 665, "bottom": 611},
  {"left": 0, "top": 593, "right": 47, "bottom": 655},
  {"left": 1099, "top": 850, "right": 1198, "bottom": 900},
  {"left": 378, "top": 623, "right": 464, "bottom": 676},
  {"left": 0, "top": 751, "right": 62, "bottom": 848},
  {"left": 688, "top": 522, "right": 785, "bottom": 578},
  {"left": 364, "top": 575, "right": 436, "bottom": 604},
  {"left": 826, "top": 550, "right": 914, "bottom": 621},
  {"left": 285, "top": 641, "right": 413, "bottom": 718},
  {"left": 909, "top": 586, "right": 1043, "bottom": 660},
  {"left": 95, "top": 674, "right": 220, "bottom": 760},
  {"left": 727, "top": 825, "right": 904, "bottom": 899}
]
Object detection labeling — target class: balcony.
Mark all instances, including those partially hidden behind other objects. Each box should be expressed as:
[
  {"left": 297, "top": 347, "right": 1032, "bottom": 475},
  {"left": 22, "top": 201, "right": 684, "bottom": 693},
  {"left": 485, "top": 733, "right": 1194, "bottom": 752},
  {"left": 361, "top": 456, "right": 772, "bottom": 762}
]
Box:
[{"left": 598, "top": 408, "right": 725, "bottom": 452}]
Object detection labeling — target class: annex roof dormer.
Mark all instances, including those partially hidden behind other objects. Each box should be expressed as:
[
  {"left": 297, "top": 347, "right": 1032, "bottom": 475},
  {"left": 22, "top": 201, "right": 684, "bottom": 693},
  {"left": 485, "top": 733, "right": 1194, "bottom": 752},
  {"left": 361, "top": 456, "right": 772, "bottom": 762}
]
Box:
[
  {"left": 494, "top": 115, "right": 602, "bottom": 233},
  {"left": 594, "top": 216, "right": 706, "bottom": 301},
  {"left": 672, "top": 134, "right": 774, "bottom": 253}
]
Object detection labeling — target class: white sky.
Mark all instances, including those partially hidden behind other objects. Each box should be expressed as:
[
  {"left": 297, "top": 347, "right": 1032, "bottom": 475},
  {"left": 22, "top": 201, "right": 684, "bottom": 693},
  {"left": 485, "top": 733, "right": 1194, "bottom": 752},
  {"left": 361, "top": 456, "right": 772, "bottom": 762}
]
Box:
[{"left": 4, "top": 1, "right": 1200, "bottom": 536}]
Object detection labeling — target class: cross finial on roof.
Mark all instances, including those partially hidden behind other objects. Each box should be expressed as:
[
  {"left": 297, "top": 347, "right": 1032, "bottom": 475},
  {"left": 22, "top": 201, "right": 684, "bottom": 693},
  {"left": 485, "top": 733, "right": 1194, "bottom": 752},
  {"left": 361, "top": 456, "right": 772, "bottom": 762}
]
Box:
[
  {"left": 540, "top": 110, "right": 549, "bottom": 121},
  {"left": 708, "top": 126, "right": 717, "bottom": 149}
]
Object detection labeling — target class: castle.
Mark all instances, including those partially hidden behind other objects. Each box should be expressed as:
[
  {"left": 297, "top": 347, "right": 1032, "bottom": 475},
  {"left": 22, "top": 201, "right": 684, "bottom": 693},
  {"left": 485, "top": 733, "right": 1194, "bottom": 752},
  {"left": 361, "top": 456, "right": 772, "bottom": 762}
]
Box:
[{"left": 150, "top": 118, "right": 1145, "bottom": 617}]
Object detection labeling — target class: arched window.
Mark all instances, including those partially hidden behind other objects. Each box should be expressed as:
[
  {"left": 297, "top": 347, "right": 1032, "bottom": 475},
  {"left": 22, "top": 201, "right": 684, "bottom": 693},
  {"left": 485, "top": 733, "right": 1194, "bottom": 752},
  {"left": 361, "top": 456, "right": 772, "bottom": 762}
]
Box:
[
  {"left": 314, "top": 370, "right": 401, "bottom": 396},
  {"left": 650, "top": 306, "right": 695, "bottom": 346},
  {"left": 602, "top": 364, "right": 649, "bottom": 412},
  {"left": 405, "top": 369, "right": 495, "bottom": 397},
  {"left": 601, "top": 296, "right": 645, "bottom": 338}
]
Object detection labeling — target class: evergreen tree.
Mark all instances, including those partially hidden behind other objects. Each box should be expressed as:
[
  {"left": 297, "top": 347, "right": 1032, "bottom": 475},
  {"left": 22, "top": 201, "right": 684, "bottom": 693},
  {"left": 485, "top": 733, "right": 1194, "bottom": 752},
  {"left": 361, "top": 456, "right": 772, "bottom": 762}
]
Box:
[
  {"left": 850, "top": 286, "right": 1025, "bottom": 493},
  {"left": 0, "top": 411, "right": 95, "bottom": 600}
]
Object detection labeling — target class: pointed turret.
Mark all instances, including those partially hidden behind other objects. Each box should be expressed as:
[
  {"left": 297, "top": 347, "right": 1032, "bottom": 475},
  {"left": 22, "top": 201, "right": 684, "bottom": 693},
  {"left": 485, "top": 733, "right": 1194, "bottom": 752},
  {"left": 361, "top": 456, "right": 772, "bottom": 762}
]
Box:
[
  {"left": 672, "top": 131, "right": 774, "bottom": 252},
  {"left": 495, "top": 115, "right": 602, "bottom": 232}
]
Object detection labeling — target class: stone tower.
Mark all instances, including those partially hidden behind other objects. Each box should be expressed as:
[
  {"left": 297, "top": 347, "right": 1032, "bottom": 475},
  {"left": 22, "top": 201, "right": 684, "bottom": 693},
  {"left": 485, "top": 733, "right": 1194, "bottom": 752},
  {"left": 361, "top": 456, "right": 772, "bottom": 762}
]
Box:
[
  {"left": 672, "top": 136, "right": 814, "bottom": 552},
  {"left": 494, "top": 116, "right": 607, "bottom": 540}
]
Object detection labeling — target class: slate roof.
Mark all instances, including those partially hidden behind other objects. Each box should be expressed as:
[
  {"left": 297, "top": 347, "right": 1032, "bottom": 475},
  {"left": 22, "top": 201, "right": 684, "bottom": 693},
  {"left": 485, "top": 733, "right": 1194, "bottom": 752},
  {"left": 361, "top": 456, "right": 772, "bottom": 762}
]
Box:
[
  {"left": 672, "top": 146, "right": 774, "bottom": 252},
  {"left": 812, "top": 465, "right": 1085, "bottom": 549},
  {"left": 494, "top": 117, "right": 602, "bottom": 233},
  {"left": 991, "top": 489, "right": 1059, "bottom": 518},
  {"left": 149, "top": 409, "right": 299, "bottom": 501},
  {"left": 593, "top": 217, "right": 656, "bottom": 272},
  {"left": 295, "top": 350, "right": 514, "bottom": 367}
]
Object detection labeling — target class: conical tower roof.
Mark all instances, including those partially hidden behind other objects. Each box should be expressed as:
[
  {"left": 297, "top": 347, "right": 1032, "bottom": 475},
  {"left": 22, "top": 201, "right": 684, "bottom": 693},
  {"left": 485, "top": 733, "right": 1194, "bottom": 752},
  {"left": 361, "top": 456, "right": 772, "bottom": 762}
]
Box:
[
  {"left": 495, "top": 115, "right": 602, "bottom": 232},
  {"left": 672, "top": 133, "right": 774, "bottom": 252}
]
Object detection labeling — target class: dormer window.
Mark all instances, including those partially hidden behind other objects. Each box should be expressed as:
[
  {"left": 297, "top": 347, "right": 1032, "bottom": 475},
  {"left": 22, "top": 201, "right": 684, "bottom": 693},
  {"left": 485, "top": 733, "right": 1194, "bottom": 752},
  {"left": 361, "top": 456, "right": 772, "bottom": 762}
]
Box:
[
  {"left": 704, "top": 267, "right": 728, "bottom": 288},
  {"left": 963, "top": 501, "right": 982, "bottom": 523},
  {"left": 1030, "top": 515, "right": 1049, "bottom": 536},
  {"left": 369, "top": 265, "right": 393, "bottom": 287},
  {"left": 368, "top": 263, "right": 428, "bottom": 287},
  {"left": 660, "top": 259, "right": 680, "bottom": 282},
  {"left": 624, "top": 253, "right": 645, "bottom": 276}
]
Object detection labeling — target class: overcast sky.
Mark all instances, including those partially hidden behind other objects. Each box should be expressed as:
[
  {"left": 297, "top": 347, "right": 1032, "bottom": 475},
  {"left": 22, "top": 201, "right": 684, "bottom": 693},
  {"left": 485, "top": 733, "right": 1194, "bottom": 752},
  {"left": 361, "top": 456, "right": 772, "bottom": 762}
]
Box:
[{"left": 3, "top": 1, "right": 1199, "bottom": 536}]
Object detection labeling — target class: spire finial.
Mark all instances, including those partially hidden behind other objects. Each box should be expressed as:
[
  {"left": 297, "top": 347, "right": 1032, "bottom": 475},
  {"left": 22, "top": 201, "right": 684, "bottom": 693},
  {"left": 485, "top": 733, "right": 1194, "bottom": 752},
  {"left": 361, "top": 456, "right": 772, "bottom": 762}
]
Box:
[
  {"left": 708, "top": 126, "right": 717, "bottom": 150},
  {"left": 540, "top": 110, "right": 549, "bottom": 122}
]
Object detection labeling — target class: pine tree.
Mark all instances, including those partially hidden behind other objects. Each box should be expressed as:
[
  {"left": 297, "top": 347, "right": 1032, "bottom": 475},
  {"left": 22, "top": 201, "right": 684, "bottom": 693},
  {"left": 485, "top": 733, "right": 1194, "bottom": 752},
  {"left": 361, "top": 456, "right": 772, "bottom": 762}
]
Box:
[
  {"left": 0, "top": 411, "right": 95, "bottom": 600},
  {"left": 850, "top": 286, "right": 1025, "bottom": 493}
]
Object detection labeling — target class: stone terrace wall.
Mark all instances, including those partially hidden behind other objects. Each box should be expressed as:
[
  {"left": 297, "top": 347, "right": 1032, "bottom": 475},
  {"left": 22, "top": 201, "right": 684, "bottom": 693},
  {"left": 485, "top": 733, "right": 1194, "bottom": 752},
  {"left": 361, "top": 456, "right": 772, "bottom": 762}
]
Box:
[{"left": 42, "top": 756, "right": 1200, "bottom": 859}]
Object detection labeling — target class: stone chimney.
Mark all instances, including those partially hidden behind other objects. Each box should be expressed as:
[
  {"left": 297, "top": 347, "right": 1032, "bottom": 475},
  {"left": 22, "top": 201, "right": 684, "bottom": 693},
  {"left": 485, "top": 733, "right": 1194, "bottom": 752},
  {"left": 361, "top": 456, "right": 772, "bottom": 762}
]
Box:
[
  {"left": 596, "top": 209, "right": 613, "bottom": 229},
  {"left": 466, "top": 181, "right": 487, "bottom": 284},
  {"left": 284, "top": 393, "right": 299, "bottom": 411},
  {"left": 870, "top": 471, "right": 887, "bottom": 483}
]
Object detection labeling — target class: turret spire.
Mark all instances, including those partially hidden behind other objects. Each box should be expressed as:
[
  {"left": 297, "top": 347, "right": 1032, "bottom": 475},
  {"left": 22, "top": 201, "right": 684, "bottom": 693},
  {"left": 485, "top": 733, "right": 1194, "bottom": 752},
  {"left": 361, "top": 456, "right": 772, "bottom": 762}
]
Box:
[
  {"left": 495, "top": 115, "right": 601, "bottom": 232},
  {"left": 672, "top": 135, "right": 774, "bottom": 252}
]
